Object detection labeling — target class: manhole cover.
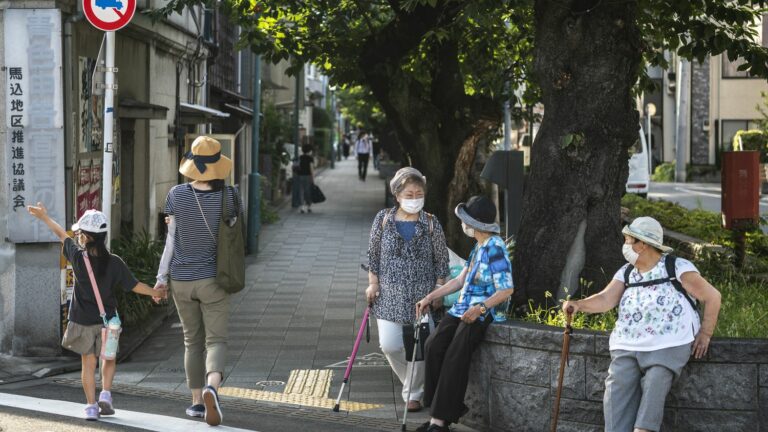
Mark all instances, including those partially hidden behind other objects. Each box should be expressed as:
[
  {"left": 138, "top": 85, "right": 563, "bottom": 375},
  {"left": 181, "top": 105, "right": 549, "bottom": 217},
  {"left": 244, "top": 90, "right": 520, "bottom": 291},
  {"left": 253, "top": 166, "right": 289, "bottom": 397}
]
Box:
[{"left": 255, "top": 380, "right": 285, "bottom": 387}]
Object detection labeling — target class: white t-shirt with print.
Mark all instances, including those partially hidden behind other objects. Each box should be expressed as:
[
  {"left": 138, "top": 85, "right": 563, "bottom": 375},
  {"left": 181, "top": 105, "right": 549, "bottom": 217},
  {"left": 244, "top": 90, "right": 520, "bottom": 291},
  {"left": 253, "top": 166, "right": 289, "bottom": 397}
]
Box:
[{"left": 609, "top": 255, "right": 701, "bottom": 352}]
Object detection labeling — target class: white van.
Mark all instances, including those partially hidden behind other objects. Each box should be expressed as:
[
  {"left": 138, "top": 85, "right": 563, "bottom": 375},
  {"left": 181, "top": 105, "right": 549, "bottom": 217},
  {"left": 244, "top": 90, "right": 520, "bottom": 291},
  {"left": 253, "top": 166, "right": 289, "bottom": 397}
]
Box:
[{"left": 626, "top": 125, "right": 651, "bottom": 198}]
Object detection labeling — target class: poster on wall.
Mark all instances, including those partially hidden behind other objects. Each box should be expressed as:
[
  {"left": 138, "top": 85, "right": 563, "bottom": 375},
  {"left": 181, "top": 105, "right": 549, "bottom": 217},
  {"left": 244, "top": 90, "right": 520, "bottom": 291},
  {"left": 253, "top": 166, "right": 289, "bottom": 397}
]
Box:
[{"left": 4, "top": 9, "right": 65, "bottom": 243}]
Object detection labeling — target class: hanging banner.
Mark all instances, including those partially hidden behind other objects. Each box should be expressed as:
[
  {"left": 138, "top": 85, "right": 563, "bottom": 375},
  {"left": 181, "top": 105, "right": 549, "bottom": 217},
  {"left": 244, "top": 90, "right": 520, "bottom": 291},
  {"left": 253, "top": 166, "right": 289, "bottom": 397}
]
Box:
[{"left": 4, "top": 9, "right": 65, "bottom": 243}]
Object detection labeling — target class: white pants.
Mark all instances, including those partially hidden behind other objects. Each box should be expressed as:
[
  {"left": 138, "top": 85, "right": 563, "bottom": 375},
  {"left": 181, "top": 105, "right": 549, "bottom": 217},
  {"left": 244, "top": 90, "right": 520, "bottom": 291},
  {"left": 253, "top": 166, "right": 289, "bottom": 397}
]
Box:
[{"left": 377, "top": 318, "right": 426, "bottom": 402}]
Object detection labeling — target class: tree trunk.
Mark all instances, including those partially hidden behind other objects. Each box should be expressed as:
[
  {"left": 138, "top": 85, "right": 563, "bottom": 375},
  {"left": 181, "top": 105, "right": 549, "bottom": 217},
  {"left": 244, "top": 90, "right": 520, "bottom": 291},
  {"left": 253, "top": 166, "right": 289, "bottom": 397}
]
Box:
[
  {"left": 513, "top": 0, "right": 642, "bottom": 309},
  {"left": 360, "top": 35, "right": 500, "bottom": 251}
]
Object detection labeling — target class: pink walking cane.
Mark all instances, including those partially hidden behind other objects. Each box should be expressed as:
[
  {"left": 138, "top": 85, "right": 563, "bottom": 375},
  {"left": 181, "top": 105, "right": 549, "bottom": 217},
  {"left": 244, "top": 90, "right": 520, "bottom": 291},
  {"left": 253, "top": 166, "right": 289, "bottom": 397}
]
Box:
[{"left": 333, "top": 306, "right": 371, "bottom": 412}]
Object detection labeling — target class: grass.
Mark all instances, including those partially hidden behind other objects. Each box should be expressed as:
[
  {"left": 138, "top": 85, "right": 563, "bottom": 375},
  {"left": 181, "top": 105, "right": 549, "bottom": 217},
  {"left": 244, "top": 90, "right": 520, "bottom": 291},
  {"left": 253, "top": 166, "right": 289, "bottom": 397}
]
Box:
[{"left": 517, "top": 197, "right": 768, "bottom": 339}]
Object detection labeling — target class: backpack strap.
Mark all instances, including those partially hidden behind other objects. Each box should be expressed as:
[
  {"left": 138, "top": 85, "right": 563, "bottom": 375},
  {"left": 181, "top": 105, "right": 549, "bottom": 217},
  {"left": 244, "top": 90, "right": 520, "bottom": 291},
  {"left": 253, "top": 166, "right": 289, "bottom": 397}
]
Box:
[
  {"left": 664, "top": 255, "right": 699, "bottom": 313},
  {"left": 624, "top": 255, "right": 698, "bottom": 313}
]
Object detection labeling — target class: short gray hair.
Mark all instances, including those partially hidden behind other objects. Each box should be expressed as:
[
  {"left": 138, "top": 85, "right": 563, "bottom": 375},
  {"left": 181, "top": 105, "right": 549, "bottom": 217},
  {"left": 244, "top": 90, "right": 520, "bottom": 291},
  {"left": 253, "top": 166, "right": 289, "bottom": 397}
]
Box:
[{"left": 389, "top": 167, "right": 426, "bottom": 196}]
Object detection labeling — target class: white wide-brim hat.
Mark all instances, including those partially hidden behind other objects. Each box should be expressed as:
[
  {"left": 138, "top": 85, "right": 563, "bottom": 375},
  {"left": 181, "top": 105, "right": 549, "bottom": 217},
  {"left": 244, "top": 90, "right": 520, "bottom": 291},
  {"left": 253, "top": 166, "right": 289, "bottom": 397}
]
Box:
[{"left": 622, "top": 216, "right": 673, "bottom": 253}]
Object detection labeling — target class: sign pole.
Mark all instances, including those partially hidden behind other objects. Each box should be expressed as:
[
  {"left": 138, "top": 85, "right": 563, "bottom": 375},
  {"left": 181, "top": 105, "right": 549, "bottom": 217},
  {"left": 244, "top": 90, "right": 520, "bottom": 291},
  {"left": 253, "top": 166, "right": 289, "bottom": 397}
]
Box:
[{"left": 102, "top": 30, "right": 116, "bottom": 245}]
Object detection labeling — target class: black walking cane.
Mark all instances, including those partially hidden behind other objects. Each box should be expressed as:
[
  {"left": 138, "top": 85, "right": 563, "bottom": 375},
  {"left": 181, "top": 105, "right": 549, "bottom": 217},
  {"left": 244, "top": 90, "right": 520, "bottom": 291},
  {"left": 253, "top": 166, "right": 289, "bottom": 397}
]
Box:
[{"left": 551, "top": 306, "right": 574, "bottom": 432}]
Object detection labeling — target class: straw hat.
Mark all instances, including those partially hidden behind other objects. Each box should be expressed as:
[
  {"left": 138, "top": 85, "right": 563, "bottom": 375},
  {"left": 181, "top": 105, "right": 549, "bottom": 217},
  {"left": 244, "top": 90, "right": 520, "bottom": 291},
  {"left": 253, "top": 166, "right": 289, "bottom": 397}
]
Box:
[
  {"left": 622, "top": 216, "right": 673, "bottom": 253},
  {"left": 179, "top": 136, "right": 232, "bottom": 181},
  {"left": 455, "top": 195, "right": 500, "bottom": 234}
]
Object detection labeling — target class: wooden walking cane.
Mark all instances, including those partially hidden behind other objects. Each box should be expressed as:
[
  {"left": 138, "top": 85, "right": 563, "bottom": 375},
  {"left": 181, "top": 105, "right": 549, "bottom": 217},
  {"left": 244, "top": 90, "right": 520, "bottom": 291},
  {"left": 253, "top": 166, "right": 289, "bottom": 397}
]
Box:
[{"left": 551, "top": 306, "right": 574, "bottom": 432}]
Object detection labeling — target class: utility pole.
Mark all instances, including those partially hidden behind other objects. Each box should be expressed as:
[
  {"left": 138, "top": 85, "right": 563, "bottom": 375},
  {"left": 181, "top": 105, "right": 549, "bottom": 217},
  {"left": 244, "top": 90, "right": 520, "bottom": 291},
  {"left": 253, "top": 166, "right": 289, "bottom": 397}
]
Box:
[
  {"left": 247, "top": 54, "right": 261, "bottom": 254},
  {"left": 101, "top": 31, "right": 116, "bottom": 245},
  {"left": 291, "top": 65, "right": 303, "bottom": 207},
  {"left": 675, "top": 58, "right": 691, "bottom": 183}
]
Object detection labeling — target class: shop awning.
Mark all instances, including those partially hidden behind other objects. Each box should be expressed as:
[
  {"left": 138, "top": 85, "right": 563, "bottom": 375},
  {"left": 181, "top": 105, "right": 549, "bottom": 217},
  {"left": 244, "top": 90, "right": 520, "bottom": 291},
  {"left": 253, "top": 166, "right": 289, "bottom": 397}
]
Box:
[
  {"left": 179, "top": 102, "right": 230, "bottom": 123},
  {"left": 223, "top": 103, "right": 254, "bottom": 117},
  {"left": 119, "top": 98, "right": 168, "bottom": 120}
]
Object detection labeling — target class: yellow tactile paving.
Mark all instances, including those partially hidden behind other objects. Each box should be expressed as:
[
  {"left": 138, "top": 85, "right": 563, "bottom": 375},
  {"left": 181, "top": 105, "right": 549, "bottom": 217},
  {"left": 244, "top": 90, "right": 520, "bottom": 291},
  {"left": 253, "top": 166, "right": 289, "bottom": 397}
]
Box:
[
  {"left": 217, "top": 386, "right": 382, "bottom": 412},
  {"left": 284, "top": 369, "right": 331, "bottom": 398},
  {"left": 218, "top": 369, "right": 383, "bottom": 412}
]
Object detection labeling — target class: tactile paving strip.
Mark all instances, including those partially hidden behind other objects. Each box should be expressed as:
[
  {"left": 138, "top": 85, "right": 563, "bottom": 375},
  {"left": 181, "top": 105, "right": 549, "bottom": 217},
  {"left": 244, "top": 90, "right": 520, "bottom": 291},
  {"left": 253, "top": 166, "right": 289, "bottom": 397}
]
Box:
[{"left": 52, "top": 378, "right": 400, "bottom": 430}]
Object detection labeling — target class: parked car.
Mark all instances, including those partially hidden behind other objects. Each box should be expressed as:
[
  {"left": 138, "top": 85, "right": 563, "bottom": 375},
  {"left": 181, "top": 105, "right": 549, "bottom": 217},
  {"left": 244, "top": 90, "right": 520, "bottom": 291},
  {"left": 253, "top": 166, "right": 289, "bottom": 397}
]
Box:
[{"left": 626, "top": 125, "right": 651, "bottom": 198}]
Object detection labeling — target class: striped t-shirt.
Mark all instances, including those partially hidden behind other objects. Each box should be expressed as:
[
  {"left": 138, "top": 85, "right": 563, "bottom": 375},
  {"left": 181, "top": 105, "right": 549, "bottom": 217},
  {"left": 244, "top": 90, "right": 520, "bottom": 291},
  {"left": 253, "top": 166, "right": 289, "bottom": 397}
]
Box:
[{"left": 164, "top": 184, "right": 241, "bottom": 281}]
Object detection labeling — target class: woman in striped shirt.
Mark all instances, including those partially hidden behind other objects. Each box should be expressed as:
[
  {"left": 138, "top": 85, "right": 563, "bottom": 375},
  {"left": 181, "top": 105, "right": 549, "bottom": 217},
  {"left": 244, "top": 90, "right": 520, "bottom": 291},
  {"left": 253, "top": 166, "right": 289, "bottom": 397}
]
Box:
[{"left": 155, "top": 136, "right": 241, "bottom": 426}]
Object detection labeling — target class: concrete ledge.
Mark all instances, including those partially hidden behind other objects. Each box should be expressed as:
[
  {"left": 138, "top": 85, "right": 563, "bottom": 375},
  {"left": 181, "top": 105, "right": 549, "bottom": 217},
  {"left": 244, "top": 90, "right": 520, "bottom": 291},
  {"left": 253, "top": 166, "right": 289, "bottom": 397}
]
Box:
[{"left": 463, "top": 321, "right": 768, "bottom": 432}]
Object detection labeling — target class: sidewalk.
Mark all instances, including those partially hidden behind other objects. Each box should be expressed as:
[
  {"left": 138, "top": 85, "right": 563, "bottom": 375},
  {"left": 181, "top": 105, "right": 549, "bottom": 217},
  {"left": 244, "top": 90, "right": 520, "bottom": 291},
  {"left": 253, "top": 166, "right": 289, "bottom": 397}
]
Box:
[{"left": 54, "top": 159, "right": 476, "bottom": 431}]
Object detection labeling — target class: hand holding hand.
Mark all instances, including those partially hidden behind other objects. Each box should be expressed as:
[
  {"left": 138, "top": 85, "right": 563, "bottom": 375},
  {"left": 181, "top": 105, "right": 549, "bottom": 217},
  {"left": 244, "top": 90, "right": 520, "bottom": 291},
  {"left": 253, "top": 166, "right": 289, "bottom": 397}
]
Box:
[
  {"left": 365, "top": 284, "right": 379, "bottom": 305},
  {"left": 27, "top": 202, "right": 48, "bottom": 220},
  {"left": 692, "top": 331, "right": 711, "bottom": 359},
  {"left": 153, "top": 281, "right": 168, "bottom": 304}
]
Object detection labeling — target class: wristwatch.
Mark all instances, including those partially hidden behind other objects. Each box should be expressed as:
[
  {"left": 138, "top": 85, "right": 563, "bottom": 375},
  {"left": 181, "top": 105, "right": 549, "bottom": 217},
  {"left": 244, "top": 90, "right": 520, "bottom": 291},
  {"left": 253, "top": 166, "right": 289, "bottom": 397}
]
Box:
[{"left": 478, "top": 302, "right": 487, "bottom": 314}]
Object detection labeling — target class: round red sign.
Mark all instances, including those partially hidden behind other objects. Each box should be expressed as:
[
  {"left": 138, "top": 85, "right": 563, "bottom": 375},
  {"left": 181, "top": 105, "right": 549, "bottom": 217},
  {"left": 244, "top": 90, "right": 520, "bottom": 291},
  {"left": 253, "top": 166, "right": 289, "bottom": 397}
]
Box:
[{"left": 83, "top": 0, "right": 136, "bottom": 31}]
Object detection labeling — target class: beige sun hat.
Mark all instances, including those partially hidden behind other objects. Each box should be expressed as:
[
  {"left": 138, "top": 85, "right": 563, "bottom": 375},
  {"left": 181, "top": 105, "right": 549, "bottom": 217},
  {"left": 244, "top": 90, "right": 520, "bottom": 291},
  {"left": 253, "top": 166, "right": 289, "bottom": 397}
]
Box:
[
  {"left": 622, "top": 216, "right": 673, "bottom": 253},
  {"left": 179, "top": 136, "right": 232, "bottom": 181}
]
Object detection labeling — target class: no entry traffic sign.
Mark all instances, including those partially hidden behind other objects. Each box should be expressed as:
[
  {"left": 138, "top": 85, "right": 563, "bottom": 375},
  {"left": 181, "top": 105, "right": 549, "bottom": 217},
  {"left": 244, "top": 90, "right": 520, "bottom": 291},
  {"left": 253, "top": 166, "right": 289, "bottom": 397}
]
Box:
[{"left": 83, "top": 0, "right": 136, "bottom": 31}]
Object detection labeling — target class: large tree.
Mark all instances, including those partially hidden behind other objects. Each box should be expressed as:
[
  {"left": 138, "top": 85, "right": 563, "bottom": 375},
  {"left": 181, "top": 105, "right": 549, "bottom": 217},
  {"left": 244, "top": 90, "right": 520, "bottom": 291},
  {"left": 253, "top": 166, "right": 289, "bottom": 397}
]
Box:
[
  {"left": 154, "top": 0, "right": 768, "bottom": 308},
  {"left": 152, "top": 0, "right": 534, "bottom": 247},
  {"left": 514, "top": 0, "right": 768, "bottom": 308}
]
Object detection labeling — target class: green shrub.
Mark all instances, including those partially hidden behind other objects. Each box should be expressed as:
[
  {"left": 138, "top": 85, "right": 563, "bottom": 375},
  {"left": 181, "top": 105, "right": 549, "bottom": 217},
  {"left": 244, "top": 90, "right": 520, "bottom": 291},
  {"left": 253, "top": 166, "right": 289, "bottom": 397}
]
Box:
[
  {"left": 732, "top": 129, "right": 768, "bottom": 162},
  {"left": 519, "top": 197, "right": 768, "bottom": 338},
  {"left": 651, "top": 162, "right": 675, "bottom": 182},
  {"left": 111, "top": 230, "right": 166, "bottom": 326}
]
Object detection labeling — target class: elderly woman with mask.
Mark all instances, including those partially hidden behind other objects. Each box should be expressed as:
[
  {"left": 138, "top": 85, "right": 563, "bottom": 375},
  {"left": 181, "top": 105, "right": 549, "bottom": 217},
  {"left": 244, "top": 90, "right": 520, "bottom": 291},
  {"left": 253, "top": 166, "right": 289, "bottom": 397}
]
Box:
[
  {"left": 563, "top": 217, "right": 721, "bottom": 432},
  {"left": 366, "top": 167, "right": 449, "bottom": 413}
]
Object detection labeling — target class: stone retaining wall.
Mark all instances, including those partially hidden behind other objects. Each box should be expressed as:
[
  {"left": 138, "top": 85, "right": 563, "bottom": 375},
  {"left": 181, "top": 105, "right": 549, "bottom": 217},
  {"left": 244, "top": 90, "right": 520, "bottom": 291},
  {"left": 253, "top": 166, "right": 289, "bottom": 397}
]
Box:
[{"left": 463, "top": 321, "right": 768, "bottom": 432}]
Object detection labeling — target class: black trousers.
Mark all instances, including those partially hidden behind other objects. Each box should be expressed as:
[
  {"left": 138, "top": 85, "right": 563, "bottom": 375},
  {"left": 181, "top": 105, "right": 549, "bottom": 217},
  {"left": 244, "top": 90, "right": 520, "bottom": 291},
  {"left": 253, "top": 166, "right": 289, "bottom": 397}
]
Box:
[
  {"left": 358, "top": 154, "right": 370, "bottom": 179},
  {"left": 423, "top": 313, "right": 491, "bottom": 423}
]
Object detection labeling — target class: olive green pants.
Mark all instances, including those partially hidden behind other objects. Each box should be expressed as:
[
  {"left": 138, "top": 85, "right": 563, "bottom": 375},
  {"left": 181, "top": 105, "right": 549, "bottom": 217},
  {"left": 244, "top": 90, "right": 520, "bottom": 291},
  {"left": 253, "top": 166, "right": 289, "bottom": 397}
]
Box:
[{"left": 171, "top": 278, "right": 230, "bottom": 389}]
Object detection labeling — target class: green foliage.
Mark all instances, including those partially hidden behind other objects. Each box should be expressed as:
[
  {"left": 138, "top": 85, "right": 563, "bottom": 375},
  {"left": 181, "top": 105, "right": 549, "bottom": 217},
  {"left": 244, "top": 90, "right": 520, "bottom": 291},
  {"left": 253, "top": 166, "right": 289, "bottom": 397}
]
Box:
[
  {"left": 111, "top": 230, "right": 165, "bottom": 326},
  {"left": 260, "top": 189, "right": 279, "bottom": 224},
  {"left": 521, "top": 288, "right": 617, "bottom": 332},
  {"left": 732, "top": 129, "right": 768, "bottom": 162},
  {"left": 651, "top": 162, "right": 675, "bottom": 182}
]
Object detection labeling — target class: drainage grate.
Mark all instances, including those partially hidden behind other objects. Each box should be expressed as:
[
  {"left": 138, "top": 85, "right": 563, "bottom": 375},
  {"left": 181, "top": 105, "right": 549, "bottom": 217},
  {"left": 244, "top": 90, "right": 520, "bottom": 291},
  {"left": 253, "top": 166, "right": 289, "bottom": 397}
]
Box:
[{"left": 51, "top": 378, "right": 405, "bottom": 430}]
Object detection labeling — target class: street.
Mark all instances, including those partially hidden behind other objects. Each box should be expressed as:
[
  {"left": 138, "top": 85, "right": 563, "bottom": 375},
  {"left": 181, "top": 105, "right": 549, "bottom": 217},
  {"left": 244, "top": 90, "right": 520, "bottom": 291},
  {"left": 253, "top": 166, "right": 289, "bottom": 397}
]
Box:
[
  {"left": 649, "top": 181, "right": 768, "bottom": 215},
  {"left": 0, "top": 160, "right": 474, "bottom": 432}
]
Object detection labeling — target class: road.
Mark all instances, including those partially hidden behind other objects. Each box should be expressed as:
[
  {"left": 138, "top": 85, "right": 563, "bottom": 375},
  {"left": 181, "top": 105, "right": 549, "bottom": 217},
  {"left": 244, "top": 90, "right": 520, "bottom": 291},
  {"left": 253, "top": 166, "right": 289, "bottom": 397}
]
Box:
[{"left": 648, "top": 181, "right": 768, "bottom": 216}]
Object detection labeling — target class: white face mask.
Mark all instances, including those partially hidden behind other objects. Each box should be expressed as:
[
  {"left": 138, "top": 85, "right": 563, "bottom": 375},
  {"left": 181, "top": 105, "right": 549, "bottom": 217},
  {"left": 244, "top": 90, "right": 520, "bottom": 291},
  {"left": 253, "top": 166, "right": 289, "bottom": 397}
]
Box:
[
  {"left": 400, "top": 198, "right": 424, "bottom": 214},
  {"left": 622, "top": 243, "right": 640, "bottom": 265},
  {"left": 462, "top": 222, "right": 475, "bottom": 238}
]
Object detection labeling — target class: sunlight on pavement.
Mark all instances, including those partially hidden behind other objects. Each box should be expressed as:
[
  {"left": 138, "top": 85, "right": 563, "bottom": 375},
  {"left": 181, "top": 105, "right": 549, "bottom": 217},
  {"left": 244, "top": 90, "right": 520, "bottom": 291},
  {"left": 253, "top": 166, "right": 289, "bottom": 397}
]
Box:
[{"left": 219, "top": 368, "right": 382, "bottom": 412}]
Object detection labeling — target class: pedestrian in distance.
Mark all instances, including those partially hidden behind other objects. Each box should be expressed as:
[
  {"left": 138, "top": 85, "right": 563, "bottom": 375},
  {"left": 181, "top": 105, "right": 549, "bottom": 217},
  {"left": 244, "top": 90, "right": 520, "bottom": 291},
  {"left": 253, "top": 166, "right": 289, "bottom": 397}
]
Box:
[
  {"left": 356, "top": 130, "right": 372, "bottom": 181},
  {"left": 414, "top": 195, "right": 514, "bottom": 432},
  {"left": 297, "top": 144, "right": 315, "bottom": 214},
  {"left": 367, "top": 167, "right": 450, "bottom": 413},
  {"left": 342, "top": 134, "right": 351, "bottom": 160},
  {"left": 562, "top": 216, "right": 722, "bottom": 432},
  {"left": 26, "top": 205, "right": 167, "bottom": 421},
  {"left": 155, "top": 136, "right": 242, "bottom": 426}
]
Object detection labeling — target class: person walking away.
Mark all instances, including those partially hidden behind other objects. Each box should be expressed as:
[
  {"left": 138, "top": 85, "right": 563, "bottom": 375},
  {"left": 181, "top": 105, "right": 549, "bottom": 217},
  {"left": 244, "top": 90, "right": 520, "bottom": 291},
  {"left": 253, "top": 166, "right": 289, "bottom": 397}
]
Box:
[
  {"left": 297, "top": 144, "right": 315, "bottom": 213},
  {"left": 342, "top": 134, "right": 351, "bottom": 160},
  {"left": 26, "top": 206, "right": 166, "bottom": 421},
  {"left": 367, "top": 167, "right": 450, "bottom": 413},
  {"left": 372, "top": 136, "right": 381, "bottom": 170},
  {"left": 356, "top": 130, "right": 372, "bottom": 181},
  {"left": 155, "top": 136, "right": 242, "bottom": 426},
  {"left": 414, "top": 195, "right": 514, "bottom": 432},
  {"left": 562, "top": 217, "right": 721, "bottom": 432}
]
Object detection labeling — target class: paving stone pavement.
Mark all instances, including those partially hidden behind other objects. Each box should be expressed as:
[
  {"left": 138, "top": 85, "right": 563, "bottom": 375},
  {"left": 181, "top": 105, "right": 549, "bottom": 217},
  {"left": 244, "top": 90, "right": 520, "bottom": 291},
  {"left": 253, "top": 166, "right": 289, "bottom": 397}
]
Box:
[{"left": 58, "top": 159, "right": 477, "bottom": 430}]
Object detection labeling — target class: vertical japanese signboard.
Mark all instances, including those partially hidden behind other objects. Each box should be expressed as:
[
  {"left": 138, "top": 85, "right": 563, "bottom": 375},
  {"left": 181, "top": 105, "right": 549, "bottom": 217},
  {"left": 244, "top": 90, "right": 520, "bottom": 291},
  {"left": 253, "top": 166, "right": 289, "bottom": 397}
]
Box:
[{"left": 4, "top": 9, "right": 65, "bottom": 243}]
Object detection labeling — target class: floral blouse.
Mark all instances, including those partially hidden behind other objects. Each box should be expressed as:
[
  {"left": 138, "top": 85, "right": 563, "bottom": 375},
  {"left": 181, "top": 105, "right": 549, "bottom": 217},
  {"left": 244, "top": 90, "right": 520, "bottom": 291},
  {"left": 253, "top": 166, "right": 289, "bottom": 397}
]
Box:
[
  {"left": 368, "top": 208, "right": 450, "bottom": 323},
  {"left": 610, "top": 255, "right": 701, "bottom": 352}
]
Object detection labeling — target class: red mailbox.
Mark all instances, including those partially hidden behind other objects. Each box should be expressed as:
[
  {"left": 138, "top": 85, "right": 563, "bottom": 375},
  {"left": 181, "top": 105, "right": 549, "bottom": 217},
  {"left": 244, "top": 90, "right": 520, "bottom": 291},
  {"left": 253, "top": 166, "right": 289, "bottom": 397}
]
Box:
[{"left": 722, "top": 151, "right": 760, "bottom": 229}]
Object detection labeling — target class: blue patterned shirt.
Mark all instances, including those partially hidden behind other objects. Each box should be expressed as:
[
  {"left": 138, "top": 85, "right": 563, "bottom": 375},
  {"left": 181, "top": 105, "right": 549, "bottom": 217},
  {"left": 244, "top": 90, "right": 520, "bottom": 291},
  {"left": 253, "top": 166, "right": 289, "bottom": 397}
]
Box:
[{"left": 448, "top": 236, "right": 513, "bottom": 321}]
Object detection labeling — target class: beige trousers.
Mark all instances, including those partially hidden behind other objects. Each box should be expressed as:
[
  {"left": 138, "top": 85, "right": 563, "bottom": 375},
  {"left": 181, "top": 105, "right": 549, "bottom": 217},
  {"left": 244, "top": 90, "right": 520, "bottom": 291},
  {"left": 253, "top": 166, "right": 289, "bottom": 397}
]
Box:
[{"left": 171, "top": 278, "right": 230, "bottom": 389}]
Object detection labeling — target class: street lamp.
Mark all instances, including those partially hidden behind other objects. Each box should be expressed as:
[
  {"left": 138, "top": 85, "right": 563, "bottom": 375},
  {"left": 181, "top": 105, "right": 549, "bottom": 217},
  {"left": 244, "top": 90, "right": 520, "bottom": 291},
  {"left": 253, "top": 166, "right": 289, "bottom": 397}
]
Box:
[{"left": 645, "top": 102, "right": 656, "bottom": 175}]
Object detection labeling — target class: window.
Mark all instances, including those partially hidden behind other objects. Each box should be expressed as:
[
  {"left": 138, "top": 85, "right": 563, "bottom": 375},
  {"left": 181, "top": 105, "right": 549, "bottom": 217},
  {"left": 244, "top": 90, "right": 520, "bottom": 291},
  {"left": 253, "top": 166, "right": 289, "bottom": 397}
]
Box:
[{"left": 720, "top": 120, "right": 761, "bottom": 150}]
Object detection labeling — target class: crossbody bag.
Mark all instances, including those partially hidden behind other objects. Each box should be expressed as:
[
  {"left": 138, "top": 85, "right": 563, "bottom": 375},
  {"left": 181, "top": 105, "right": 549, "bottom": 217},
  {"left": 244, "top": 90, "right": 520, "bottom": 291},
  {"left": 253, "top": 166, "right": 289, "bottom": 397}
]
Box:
[{"left": 82, "top": 252, "right": 121, "bottom": 360}]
